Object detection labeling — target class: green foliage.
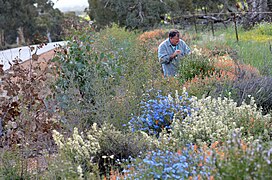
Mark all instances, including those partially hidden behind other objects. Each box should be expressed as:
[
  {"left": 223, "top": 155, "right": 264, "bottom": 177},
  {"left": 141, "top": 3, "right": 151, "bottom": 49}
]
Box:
[
  {"left": 93, "top": 123, "right": 152, "bottom": 177},
  {"left": 178, "top": 53, "right": 216, "bottom": 83},
  {"left": 197, "top": 26, "right": 272, "bottom": 76},
  {"left": 52, "top": 123, "right": 153, "bottom": 178},
  {"left": 172, "top": 96, "right": 272, "bottom": 145},
  {"left": 0, "top": 0, "right": 64, "bottom": 48},
  {"left": 256, "top": 23, "right": 272, "bottom": 36},
  {"left": 87, "top": 0, "right": 240, "bottom": 30},
  {"left": 52, "top": 24, "right": 163, "bottom": 131},
  {"left": 44, "top": 152, "right": 100, "bottom": 180},
  {"left": 88, "top": 0, "right": 167, "bottom": 29},
  {"left": 88, "top": 0, "right": 118, "bottom": 28},
  {"left": 213, "top": 76, "right": 272, "bottom": 114},
  {"left": 0, "top": 149, "right": 31, "bottom": 180},
  {"left": 214, "top": 133, "right": 272, "bottom": 179}
]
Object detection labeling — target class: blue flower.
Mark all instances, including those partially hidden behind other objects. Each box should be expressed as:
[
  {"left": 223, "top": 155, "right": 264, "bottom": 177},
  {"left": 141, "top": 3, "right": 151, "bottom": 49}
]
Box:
[{"left": 128, "top": 90, "right": 193, "bottom": 137}]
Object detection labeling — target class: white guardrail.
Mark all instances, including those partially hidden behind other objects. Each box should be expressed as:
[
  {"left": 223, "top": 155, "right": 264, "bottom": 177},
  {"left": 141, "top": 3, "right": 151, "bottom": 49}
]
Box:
[{"left": 0, "top": 41, "right": 66, "bottom": 71}]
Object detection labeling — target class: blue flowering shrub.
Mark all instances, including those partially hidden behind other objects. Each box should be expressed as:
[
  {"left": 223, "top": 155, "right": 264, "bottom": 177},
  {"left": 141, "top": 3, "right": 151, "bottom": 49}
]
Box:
[
  {"left": 121, "top": 145, "right": 214, "bottom": 179},
  {"left": 128, "top": 89, "right": 194, "bottom": 137},
  {"left": 120, "top": 132, "right": 272, "bottom": 180}
]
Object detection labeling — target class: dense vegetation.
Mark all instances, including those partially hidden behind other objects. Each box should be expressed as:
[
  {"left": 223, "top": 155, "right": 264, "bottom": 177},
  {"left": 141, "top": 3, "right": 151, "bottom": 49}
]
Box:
[
  {"left": 87, "top": 0, "right": 271, "bottom": 29},
  {"left": 0, "top": 0, "right": 272, "bottom": 179},
  {"left": 1, "top": 20, "right": 272, "bottom": 179},
  {"left": 0, "top": 0, "right": 84, "bottom": 49}
]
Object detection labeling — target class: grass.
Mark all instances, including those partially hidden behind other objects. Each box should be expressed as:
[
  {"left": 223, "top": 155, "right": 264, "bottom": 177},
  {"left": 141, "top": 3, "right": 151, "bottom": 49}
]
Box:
[{"left": 191, "top": 23, "right": 272, "bottom": 75}]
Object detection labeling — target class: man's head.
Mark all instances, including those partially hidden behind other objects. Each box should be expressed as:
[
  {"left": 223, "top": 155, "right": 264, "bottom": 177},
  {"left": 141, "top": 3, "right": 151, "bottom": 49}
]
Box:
[{"left": 169, "top": 29, "right": 180, "bottom": 46}]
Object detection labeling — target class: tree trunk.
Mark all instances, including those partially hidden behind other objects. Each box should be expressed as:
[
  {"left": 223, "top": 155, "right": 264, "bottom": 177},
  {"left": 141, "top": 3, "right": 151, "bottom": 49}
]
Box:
[
  {"left": 17, "top": 27, "right": 26, "bottom": 46},
  {"left": 0, "top": 29, "right": 4, "bottom": 48},
  {"left": 259, "top": 0, "right": 268, "bottom": 20},
  {"left": 268, "top": 0, "right": 272, "bottom": 11}
]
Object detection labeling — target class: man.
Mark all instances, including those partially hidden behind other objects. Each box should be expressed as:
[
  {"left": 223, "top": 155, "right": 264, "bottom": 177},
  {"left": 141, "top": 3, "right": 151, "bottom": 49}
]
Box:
[{"left": 158, "top": 29, "right": 191, "bottom": 77}]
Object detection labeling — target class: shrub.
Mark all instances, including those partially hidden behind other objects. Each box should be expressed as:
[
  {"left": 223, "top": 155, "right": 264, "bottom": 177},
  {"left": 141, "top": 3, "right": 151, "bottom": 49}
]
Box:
[
  {"left": 121, "top": 132, "right": 271, "bottom": 180},
  {"left": 184, "top": 69, "right": 234, "bottom": 98},
  {"left": 52, "top": 24, "right": 164, "bottom": 131},
  {"left": 178, "top": 53, "right": 216, "bottom": 83},
  {"left": 52, "top": 126, "right": 100, "bottom": 176},
  {"left": 0, "top": 50, "right": 60, "bottom": 153},
  {"left": 185, "top": 55, "right": 260, "bottom": 98},
  {"left": 214, "top": 132, "right": 272, "bottom": 179},
  {"left": 121, "top": 145, "right": 214, "bottom": 179},
  {"left": 0, "top": 148, "right": 31, "bottom": 179},
  {"left": 172, "top": 96, "right": 272, "bottom": 145},
  {"left": 214, "top": 76, "right": 272, "bottom": 114},
  {"left": 129, "top": 89, "right": 193, "bottom": 137},
  {"left": 138, "top": 29, "right": 167, "bottom": 43},
  {"left": 53, "top": 123, "right": 153, "bottom": 178},
  {"left": 90, "top": 123, "right": 153, "bottom": 178}
]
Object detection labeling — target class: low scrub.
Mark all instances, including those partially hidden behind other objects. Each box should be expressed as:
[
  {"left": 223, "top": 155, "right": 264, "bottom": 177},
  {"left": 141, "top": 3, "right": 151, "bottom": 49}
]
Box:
[{"left": 172, "top": 96, "right": 272, "bottom": 145}]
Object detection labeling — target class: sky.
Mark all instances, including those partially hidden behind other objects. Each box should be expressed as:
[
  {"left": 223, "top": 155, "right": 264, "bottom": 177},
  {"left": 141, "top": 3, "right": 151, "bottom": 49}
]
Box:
[{"left": 52, "top": 0, "right": 88, "bottom": 11}]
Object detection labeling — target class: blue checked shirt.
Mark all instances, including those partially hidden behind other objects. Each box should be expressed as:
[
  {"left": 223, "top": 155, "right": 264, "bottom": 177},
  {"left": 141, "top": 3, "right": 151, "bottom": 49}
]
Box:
[{"left": 158, "top": 38, "right": 191, "bottom": 77}]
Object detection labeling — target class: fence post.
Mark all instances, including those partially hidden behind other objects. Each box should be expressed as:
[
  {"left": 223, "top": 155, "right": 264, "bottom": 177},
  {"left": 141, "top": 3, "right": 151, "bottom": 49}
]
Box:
[
  {"left": 193, "top": 14, "right": 198, "bottom": 34},
  {"left": 0, "top": 117, "right": 2, "bottom": 136},
  {"left": 211, "top": 20, "right": 215, "bottom": 36},
  {"left": 233, "top": 13, "right": 239, "bottom": 42}
]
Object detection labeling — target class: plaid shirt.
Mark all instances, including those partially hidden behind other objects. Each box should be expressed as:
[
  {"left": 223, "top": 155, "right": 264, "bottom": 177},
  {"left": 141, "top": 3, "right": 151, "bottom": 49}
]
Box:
[{"left": 158, "top": 38, "right": 190, "bottom": 77}]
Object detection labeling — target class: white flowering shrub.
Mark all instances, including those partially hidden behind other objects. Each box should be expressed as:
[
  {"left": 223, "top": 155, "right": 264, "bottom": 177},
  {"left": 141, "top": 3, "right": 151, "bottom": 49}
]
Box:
[
  {"left": 90, "top": 123, "right": 155, "bottom": 177},
  {"left": 52, "top": 123, "right": 101, "bottom": 175},
  {"left": 53, "top": 123, "right": 155, "bottom": 177},
  {"left": 172, "top": 96, "right": 272, "bottom": 145}
]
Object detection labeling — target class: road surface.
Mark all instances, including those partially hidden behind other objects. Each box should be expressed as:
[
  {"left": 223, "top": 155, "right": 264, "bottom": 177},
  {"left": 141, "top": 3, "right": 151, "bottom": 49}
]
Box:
[{"left": 0, "top": 41, "right": 66, "bottom": 71}]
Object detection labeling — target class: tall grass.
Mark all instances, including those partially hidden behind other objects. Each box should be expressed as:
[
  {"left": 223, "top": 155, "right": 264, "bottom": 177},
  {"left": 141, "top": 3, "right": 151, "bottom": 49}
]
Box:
[{"left": 192, "top": 23, "right": 272, "bottom": 75}]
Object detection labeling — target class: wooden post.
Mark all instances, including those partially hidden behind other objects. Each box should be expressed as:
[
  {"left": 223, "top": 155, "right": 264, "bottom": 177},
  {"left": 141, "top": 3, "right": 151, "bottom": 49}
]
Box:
[
  {"left": 194, "top": 15, "right": 197, "bottom": 34},
  {"left": 211, "top": 20, "right": 215, "bottom": 36},
  {"left": 233, "top": 13, "right": 239, "bottom": 42},
  {"left": 0, "top": 29, "right": 4, "bottom": 48}
]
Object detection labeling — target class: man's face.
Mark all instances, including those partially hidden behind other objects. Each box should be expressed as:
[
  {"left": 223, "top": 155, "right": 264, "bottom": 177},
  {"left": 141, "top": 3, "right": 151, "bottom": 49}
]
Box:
[{"left": 170, "top": 35, "right": 179, "bottom": 46}]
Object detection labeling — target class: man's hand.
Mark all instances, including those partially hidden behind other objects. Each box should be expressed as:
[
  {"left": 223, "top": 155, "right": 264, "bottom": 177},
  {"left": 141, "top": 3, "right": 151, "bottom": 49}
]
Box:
[
  {"left": 170, "top": 50, "right": 181, "bottom": 60},
  {"left": 175, "top": 50, "right": 181, "bottom": 55}
]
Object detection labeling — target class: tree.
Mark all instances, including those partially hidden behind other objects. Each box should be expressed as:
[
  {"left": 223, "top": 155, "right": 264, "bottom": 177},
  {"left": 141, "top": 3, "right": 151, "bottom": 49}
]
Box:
[
  {"left": 88, "top": 0, "right": 167, "bottom": 30},
  {"left": 242, "top": 0, "right": 269, "bottom": 28},
  {"left": 0, "top": 0, "right": 36, "bottom": 46},
  {"left": 33, "top": 0, "right": 64, "bottom": 43},
  {"left": 0, "top": 0, "right": 64, "bottom": 49},
  {"left": 88, "top": 0, "right": 118, "bottom": 28}
]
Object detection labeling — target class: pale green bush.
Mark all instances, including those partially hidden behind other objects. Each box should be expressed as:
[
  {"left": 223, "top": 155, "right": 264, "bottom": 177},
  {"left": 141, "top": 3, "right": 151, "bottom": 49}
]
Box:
[
  {"left": 53, "top": 123, "right": 155, "bottom": 177},
  {"left": 53, "top": 125, "right": 100, "bottom": 162},
  {"left": 172, "top": 96, "right": 272, "bottom": 145},
  {"left": 52, "top": 124, "right": 101, "bottom": 178}
]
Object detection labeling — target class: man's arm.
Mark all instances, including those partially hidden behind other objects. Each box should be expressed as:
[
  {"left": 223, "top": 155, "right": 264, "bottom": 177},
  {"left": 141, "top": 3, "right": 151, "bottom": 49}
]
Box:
[
  {"left": 180, "top": 40, "right": 191, "bottom": 56},
  {"left": 158, "top": 44, "right": 179, "bottom": 64}
]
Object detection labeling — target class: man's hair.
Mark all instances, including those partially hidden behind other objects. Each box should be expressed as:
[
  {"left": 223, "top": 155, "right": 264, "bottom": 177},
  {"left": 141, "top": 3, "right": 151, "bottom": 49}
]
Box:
[{"left": 169, "top": 29, "right": 180, "bottom": 38}]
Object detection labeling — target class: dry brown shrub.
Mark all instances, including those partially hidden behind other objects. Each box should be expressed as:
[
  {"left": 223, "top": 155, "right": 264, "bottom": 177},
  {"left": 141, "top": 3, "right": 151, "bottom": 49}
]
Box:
[{"left": 0, "top": 49, "right": 61, "bottom": 155}]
